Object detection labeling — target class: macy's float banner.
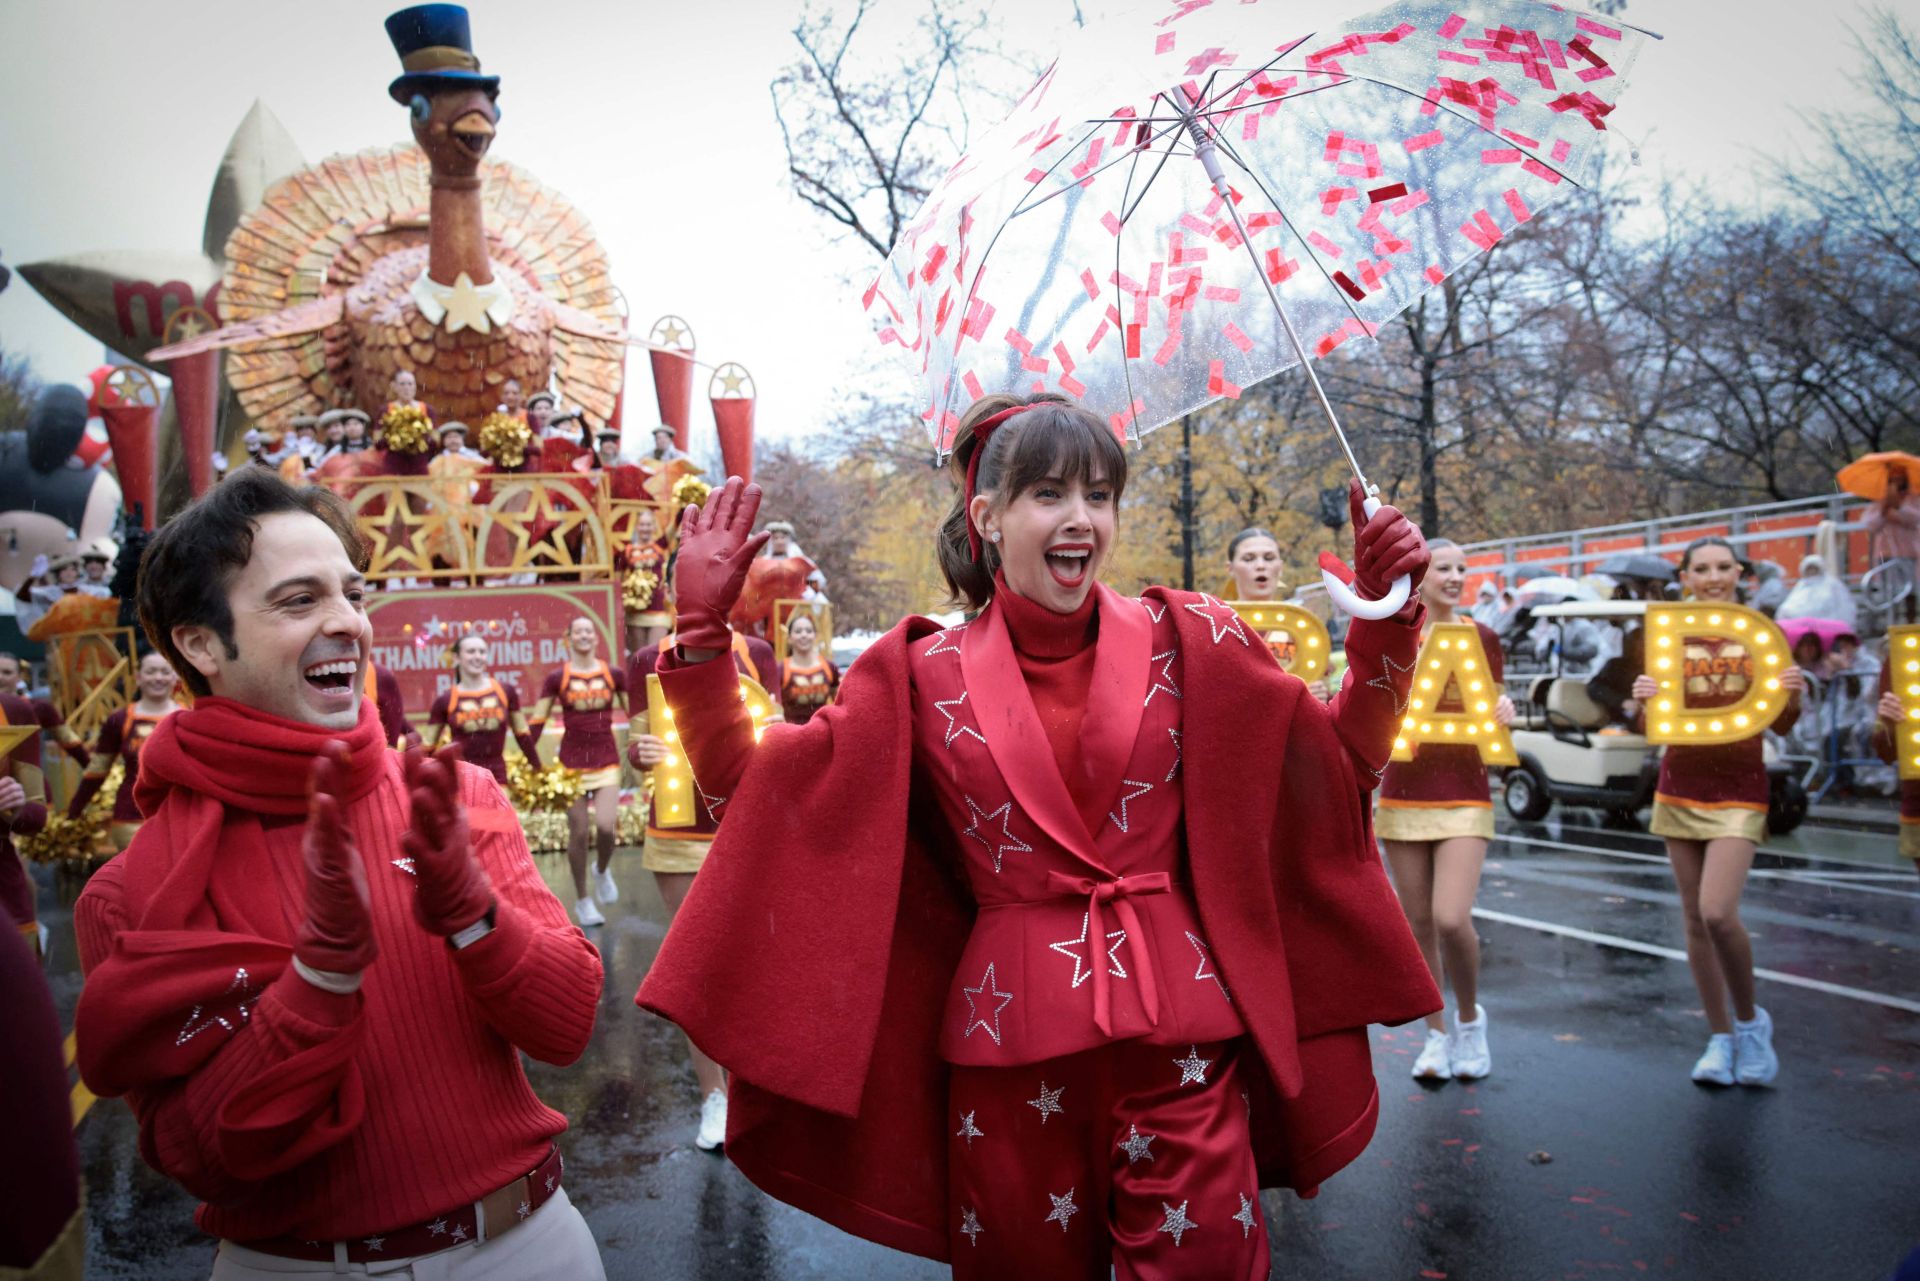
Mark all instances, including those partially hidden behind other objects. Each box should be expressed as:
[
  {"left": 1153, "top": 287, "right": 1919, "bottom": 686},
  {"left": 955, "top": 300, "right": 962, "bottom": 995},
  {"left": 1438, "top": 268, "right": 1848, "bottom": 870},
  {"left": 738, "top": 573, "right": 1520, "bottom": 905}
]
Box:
[{"left": 363, "top": 584, "right": 620, "bottom": 720}]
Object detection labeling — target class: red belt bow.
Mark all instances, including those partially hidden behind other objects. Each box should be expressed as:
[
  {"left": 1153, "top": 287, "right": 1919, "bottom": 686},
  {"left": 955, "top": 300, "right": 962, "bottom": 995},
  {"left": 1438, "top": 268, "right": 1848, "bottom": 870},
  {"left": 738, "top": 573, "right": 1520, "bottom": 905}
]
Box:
[{"left": 1044, "top": 870, "right": 1171, "bottom": 1036}]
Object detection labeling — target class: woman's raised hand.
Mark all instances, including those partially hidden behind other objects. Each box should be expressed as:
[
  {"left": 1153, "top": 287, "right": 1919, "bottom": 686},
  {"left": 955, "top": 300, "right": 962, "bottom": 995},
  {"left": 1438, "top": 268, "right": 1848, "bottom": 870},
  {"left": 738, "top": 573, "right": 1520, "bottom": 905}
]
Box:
[{"left": 673, "top": 477, "right": 772, "bottom": 655}]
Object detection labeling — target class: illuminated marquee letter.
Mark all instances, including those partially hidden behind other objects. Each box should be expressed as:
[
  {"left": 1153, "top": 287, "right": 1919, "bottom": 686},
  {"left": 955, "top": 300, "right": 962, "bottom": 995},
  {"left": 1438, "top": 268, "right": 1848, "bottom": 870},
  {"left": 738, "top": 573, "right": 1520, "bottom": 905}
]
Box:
[
  {"left": 1226, "top": 601, "right": 1330, "bottom": 682},
  {"left": 1390, "top": 623, "right": 1515, "bottom": 765},
  {"left": 1887, "top": 626, "right": 1920, "bottom": 779},
  {"left": 646, "top": 672, "right": 779, "bottom": 828},
  {"left": 1642, "top": 602, "right": 1788, "bottom": 746}
]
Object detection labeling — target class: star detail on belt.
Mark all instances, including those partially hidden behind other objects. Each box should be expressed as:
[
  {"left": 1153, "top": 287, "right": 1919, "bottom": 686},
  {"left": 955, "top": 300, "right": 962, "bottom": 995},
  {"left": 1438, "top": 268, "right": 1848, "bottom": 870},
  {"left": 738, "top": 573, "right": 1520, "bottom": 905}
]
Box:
[
  {"left": 1026, "top": 1080, "right": 1066, "bottom": 1124},
  {"left": 362, "top": 1236, "right": 385, "bottom": 1252},
  {"left": 935, "top": 692, "right": 987, "bottom": 749},
  {"left": 1107, "top": 778, "right": 1153, "bottom": 833},
  {"left": 1184, "top": 596, "right": 1249, "bottom": 646},
  {"left": 963, "top": 796, "right": 1031, "bottom": 873},
  {"left": 960, "top": 1206, "right": 983, "bottom": 1246},
  {"left": 1145, "top": 649, "right": 1182, "bottom": 706},
  {"left": 1173, "top": 1045, "right": 1213, "bottom": 1086},
  {"left": 1117, "top": 1124, "right": 1157, "bottom": 1165},
  {"left": 1366, "top": 652, "right": 1415, "bottom": 717},
  {"left": 955, "top": 1110, "right": 985, "bottom": 1147},
  {"left": 450, "top": 1224, "right": 469, "bottom": 1243},
  {"left": 517, "top": 1200, "right": 531, "bottom": 1220},
  {"left": 428, "top": 1219, "right": 449, "bottom": 1237},
  {"left": 1233, "top": 1192, "right": 1258, "bottom": 1238},
  {"left": 1159, "top": 1199, "right": 1198, "bottom": 1247},
  {"left": 961, "top": 962, "right": 1014, "bottom": 1045},
  {"left": 1045, "top": 1188, "right": 1079, "bottom": 1233},
  {"left": 1048, "top": 910, "right": 1127, "bottom": 988}
]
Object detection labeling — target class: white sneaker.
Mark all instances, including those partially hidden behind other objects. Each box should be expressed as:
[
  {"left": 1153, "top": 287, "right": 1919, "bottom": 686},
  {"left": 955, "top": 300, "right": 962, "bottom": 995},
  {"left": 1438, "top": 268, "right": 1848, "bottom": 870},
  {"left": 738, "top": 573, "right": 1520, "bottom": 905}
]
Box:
[
  {"left": 1412, "top": 1028, "right": 1453, "bottom": 1080},
  {"left": 1691, "top": 1033, "right": 1735, "bottom": 1086},
  {"left": 595, "top": 867, "right": 619, "bottom": 905},
  {"left": 695, "top": 1090, "right": 728, "bottom": 1151},
  {"left": 574, "top": 896, "right": 606, "bottom": 927},
  {"left": 1449, "top": 1004, "right": 1491, "bottom": 1079},
  {"left": 1734, "top": 1008, "right": 1779, "bottom": 1087}
]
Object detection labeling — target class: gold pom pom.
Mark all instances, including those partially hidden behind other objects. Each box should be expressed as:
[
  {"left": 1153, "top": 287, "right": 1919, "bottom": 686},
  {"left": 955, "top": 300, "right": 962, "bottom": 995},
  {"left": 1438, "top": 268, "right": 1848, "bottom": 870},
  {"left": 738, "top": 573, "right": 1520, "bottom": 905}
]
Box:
[
  {"left": 21, "top": 760, "right": 121, "bottom": 864},
  {"left": 476, "top": 411, "right": 532, "bottom": 469},
  {"left": 380, "top": 403, "right": 435, "bottom": 456},
  {"left": 506, "top": 759, "right": 587, "bottom": 813},
  {"left": 623, "top": 567, "right": 659, "bottom": 613},
  {"left": 672, "top": 475, "right": 711, "bottom": 512}
]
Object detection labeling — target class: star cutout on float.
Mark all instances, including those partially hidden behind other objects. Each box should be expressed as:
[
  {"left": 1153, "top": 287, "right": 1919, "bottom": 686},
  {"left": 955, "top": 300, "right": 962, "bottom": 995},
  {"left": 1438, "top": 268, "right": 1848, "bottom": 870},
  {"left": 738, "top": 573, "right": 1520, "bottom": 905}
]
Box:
[
  {"left": 1174, "top": 1045, "right": 1213, "bottom": 1086},
  {"left": 960, "top": 1207, "right": 983, "bottom": 1246},
  {"left": 441, "top": 271, "right": 495, "bottom": 334},
  {"left": 1048, "top": 911, "right": 1128, "bottom": 988},
  {"left": 1184, "top": 930, "right": 1230, "bottom": 1001},
  {"left": 1233, "top": 1192, "right": 1258, "bottom": 1238},
  {"left": 1164, "top": 727, "right": 1183, "bottom": 782},
  {"left": 935, "top": 692, "right": 987, "bottom": 749},
  {"left": 960, "top": 962, "right": 1014, "bottom": 1045},
  {"left": 962, "top": 795, "right": 1031, "bottom": 873},
  {"left": 1159, "top": 1199, "right": 1198, "bottom": 1247},
  {"left": 174, "top": 311, "right": 207, "bottom": 339},
  {"left": 718, "top": 369, "right": 748, "bottom": 395},
  {"left": 1107, "top": 779, "right": 1154, "bottom": 834},
  {"left": 1118, "top": 1124, "right": 1157, "bottom": 1165},
  {"left": 1366, "top": 652, "right": 1415, "bottom": 717},
  {"left": 1184, "top": 596, "right": 1250, "bottom": 647},
  {"left": 1145, "top": 650, "right": 1182, "bottom": 707},
  {"left": 1045, "top": 1188, "right": 1080, "bottom": 1233},
  {"left": 955, "top": 1111, "right": 985, "bottom": 1147},
  {"left": 1027, "top": 1081, "right": 1066, "bottom": 1124},
  {"left": 657, "top": 319, "right": 688, "bottom": 347}
]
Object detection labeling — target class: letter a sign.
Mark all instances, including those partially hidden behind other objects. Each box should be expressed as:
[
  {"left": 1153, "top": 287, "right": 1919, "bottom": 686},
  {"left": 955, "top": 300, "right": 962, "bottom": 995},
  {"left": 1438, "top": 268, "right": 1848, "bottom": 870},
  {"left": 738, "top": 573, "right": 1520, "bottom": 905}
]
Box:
[
  {"left": 1641, "top": 603, "right": 1790, "bottom": 746},
  {"left": 1391, "top": 623, "right": 1515, "bottom": 765},
  {"left": 646, "top": 672, "right": 778, "bottom": 828},
  {"left": 1886, "top": 626, "right": 1920, "bottom": 779}
]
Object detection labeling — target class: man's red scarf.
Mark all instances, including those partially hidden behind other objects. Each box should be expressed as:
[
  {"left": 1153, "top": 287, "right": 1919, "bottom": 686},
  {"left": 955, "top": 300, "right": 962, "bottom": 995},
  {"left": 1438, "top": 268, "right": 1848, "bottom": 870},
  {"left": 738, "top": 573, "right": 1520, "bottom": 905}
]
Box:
[{"left": 76, "top": 698, "right": 386, "bottom": 1104}]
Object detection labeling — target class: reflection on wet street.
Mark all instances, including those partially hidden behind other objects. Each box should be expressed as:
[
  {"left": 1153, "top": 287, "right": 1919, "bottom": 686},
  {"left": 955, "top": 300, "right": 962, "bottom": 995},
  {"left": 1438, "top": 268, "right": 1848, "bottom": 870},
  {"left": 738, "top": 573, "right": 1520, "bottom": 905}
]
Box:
[{"left": 41, "top": 813, "right": 1919, "bottom": 1279}]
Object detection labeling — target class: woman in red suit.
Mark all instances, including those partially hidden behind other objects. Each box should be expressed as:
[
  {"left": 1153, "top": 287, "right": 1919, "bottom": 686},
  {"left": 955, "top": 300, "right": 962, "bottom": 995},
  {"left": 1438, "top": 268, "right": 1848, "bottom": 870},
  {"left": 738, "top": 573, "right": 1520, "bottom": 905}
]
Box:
[
  {"left": 67, "top": 650, "right": 184, "bottom": 851},
  {"left": 639, "top": 393, "right": 1438, "bottom": 1279},
  {"left": 1627, "top": 537, "right": 1804, "bottom": 1088},
  {"left": 1375, "top": 540, "right": 1514, "bottom": 1083}
]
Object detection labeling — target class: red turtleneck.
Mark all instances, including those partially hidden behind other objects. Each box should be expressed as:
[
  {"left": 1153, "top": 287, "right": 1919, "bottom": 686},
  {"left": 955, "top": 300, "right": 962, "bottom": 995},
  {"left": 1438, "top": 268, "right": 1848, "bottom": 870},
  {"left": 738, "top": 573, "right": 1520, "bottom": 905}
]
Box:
[{"left": 994, "top": 577, "right": 1103, "bottom": 831}]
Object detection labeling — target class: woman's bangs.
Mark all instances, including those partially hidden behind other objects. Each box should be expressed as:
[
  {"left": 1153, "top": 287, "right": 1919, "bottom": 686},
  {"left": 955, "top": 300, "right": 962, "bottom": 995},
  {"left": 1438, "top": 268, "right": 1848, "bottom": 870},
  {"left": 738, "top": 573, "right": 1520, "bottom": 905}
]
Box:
[{"left": 999, "top": 406, "right": 1127, "bottom": 498}]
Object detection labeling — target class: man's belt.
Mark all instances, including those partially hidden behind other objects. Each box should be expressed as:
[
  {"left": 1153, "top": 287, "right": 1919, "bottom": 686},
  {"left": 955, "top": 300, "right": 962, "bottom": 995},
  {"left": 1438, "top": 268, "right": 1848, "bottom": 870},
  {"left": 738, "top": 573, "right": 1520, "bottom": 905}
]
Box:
[{"left": 234, "top": 1145, "right": 564, "bottom": 1264}]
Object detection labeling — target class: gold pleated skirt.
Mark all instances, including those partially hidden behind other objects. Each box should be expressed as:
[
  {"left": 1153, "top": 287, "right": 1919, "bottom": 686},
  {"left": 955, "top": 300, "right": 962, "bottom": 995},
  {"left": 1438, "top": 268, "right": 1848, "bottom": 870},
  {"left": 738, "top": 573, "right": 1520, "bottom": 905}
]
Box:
[
  {"left": 1373, "top": 802, "right": 1495, "bottom": 843},
  {"left": 1650, "top": 797, "right": 1767, "bottom": 844}
]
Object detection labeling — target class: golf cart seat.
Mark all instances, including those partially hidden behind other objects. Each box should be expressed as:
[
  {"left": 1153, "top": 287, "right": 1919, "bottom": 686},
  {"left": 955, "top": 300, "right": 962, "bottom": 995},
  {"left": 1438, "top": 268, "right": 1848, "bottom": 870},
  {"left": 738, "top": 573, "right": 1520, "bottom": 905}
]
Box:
[{"left": 1545, "top": 678, "right": 1611, "bottom": 731}]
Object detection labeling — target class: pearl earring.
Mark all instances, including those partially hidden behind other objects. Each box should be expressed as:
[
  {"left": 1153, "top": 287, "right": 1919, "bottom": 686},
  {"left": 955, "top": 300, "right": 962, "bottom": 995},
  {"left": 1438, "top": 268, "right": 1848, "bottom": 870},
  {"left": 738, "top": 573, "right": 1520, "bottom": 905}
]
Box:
[{"left": 989, "top": 531, "right": 1001, "bottom": 544}]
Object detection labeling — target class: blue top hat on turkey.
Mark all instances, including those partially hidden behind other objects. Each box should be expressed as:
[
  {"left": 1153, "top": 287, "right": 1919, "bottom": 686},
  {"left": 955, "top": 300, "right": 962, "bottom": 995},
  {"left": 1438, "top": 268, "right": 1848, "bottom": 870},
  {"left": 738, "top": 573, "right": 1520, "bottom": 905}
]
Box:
[{"left": 384, "top": 4, "right": 499, "bottom": 104}]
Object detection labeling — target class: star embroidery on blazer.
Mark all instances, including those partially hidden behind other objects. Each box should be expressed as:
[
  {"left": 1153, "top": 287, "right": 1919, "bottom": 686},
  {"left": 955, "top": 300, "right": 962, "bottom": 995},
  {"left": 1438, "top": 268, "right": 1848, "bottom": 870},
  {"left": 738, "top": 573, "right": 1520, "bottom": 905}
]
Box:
[
  {"left": 1184, "top": 930, "right": 1231, "bottom": 1001},
  {"left": 1145, "top": 650, "right": 1182, "bottom": 707},
  {"left": 1164, "top": 728, "right": 1182, "bottom": 782},
  {"left": 963, "top": 796, "right": 1032, "bottom": 873},
  {"left": 1048, "top": 911, "right": 1127, "bottom": 988},
  {"left": 1136, "top": 597, "right": 1167, "bottom": 624},
  {"left": 1027, "top": 1080, "right": 1066, "bottom": 1124},
  {"left": 1184, "top": 596, "right": 1249, "bottom": 647},
  {"left": 1233, "top": 1192, "right": 1258, "bottom": 1239},
  {"left": 1173, "top": 1045, "right": 1213, "bottom": 1086},
  {"left": 961, "top": 962, "right": 1014, "bottom": 1045},
  {"left": 960, "top": 1206, "right": 983, "bottom": 1247},
  {"left": 1107, "top": 778, "right": 1154, "bottom": 833},
  {"left": 935, "top": 692, "right": 987, "bottom": 749},
  {"left": 1045, "top": 1188, "right": 1080, "bottom": 1233},
  {"left": 1159, "top": 1200, "right": 1198, "bottom": 1247},
  {"left": 1117, "top": 1124, "right": 1157, "bottom": 1164},
  {"left": 924, "top": 625, "right": 966, "bottom": 660},
  {"left": 955, "top": 1110, "right": 986, "bottom": 1147},
  {"left": 696, "top": 780, "right": 728, "bottom": 823},
  {"left": 1366, "top": 652, "right": 1415, "bottom": 717}
]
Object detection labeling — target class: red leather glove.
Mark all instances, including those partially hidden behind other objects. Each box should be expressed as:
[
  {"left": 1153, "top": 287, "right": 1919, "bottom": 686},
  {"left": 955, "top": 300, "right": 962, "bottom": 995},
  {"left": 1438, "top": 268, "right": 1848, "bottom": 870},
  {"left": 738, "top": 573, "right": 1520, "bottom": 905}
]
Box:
[
  {"left": 400, "top": 745, "right": 492, "bottom": 937},
  {"left": 296, "top": 744, "right": 378, "bottom": 975},
  {"left": 1348, "top": 478, "right": 1429, "bottom": 600},
  {"left": 673, "top": 476, "right": 771, "bottom": 654}
]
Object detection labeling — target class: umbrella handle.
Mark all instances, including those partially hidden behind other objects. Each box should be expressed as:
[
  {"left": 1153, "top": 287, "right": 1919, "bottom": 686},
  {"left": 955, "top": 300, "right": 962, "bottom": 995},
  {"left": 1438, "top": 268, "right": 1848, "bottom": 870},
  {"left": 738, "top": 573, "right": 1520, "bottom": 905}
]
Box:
[{"left": 1322, "top": 495, "right": 1413, "bottom": 620}]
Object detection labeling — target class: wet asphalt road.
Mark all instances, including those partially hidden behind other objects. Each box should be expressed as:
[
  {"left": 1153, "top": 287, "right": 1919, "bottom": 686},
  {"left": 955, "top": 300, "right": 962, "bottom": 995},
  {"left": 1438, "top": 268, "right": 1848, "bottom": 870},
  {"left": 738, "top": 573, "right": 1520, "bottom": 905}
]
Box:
[{"left": 36, "top": 812, "right": 1920, "bottom": 1280}]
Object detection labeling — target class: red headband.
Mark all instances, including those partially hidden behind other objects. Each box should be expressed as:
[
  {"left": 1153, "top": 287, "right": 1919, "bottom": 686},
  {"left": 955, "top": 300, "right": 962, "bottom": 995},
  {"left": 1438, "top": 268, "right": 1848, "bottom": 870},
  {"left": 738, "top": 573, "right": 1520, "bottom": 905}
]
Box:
[{"left": 964, "top": 403, "right": 1042, "bottom": 561}]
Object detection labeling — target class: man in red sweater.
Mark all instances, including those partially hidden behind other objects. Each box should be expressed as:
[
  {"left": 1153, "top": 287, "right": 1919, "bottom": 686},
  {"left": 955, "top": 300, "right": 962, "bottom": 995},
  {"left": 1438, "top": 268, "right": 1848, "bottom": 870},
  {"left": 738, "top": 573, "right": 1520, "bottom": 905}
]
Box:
[{"left": 73, "top": 468, "right": 606, "bottom": 1279}]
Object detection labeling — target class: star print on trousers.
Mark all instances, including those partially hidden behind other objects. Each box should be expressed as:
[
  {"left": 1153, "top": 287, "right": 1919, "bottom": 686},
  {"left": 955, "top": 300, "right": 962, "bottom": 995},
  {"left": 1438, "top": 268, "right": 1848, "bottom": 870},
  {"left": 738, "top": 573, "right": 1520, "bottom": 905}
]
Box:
[
  {"left": 1145, "top": 650, "right": 1181, "bottom": 706},
  {"left": 1047, "top": 910, "right": 1127, "bottom": 988},
  {"left": 955, "top": 1110, "right": 985, "bottom": 1146},
  {"left": 1117, "top": 1123, "right": 1157, "bottom": 1164},
  {"left": 1184, "top": 596, "right": 1249, "bottom": 647},
  {"left": 1045, "top": 1188, "right": 1079, "bottom": 1233},
  {"left": 1160, "top": 1199, "right": 1198, "bottom": 1246},
  {"left": 936, "top": 692, "right": 987, "bottom": 749},
  {"left": 1184, "top": 930, "right": 1230, "bottom": 1001},
  {"left": 1174, "top": 1045, "right": 1213, "bottom": 1086},
  {"left": 1233, "top": 1192, "right": 1258, "bottom": 1238},
  {"left": 1366, "top": 652, "right": 1415, "bottom": 717},
  {"left": 960, "top": 1206, "right": 983, "bottom": 1246},
  {"left": 1107, "top": 778, "right": 1153, "bottom": 833},
  {"left": 961, "top": 962, "right": 1014, "bottom": 1045},
  {"left": 963, "top": 796, "right": 1032, "bottom": 873},
  {"left": 1027, "top": 1080, "right": 1066, "bottom": 1124}
]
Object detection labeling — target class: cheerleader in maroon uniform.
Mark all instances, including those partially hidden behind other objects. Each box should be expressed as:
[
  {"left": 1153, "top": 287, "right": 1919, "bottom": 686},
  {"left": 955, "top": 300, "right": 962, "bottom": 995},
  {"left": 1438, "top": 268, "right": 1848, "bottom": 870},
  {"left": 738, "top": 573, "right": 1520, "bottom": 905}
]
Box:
[
  {"left": 1628, "top": 537, "right": 1804, "bottom": 1087},
  {"left": 1375, "top": 541, "right": 1514, "bottom": 1082},
  {"left": 1224, "top": 528, "right": 1330, "bottom": 701},
  {"left": 424, "top": 635, "right": 543, "bottom": 786},
  {"left": 532, "top": 617, "right": 628, "bottom": 926},
  {"left": 66, "top": 651, "right": 184, "bottom": 851},
  {"left": 777, "top": 611, "right": 838, "bottom": 725},
  {"left": 638, "top": 394, "right": 1440, "bottom": 1279}
]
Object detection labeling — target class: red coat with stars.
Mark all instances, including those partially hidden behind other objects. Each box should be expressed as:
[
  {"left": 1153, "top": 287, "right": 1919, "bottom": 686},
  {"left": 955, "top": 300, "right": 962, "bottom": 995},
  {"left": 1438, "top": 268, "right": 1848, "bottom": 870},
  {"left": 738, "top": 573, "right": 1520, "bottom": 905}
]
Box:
[{"left": 638, "top": 585, "right": 1440, "bottom": 1262}]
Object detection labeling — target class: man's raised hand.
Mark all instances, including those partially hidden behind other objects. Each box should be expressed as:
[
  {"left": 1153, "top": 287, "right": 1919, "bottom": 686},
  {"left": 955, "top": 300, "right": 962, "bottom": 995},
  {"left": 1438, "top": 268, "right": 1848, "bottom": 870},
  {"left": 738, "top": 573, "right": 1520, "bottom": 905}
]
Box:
[
  {"left": 401, "top": 744, "right": 492, "bottom": 937},
  {"left": 297, "top": 743, "right": 378, "bottom": 977}
]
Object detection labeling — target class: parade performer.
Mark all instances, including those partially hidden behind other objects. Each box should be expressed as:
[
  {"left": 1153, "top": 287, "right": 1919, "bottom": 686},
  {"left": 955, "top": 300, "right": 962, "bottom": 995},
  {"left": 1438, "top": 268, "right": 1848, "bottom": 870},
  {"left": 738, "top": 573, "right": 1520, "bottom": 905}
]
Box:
[
  {"left": 1223, "top": 527, "right": 1330, "bottom": 700},
  {"left": 382, "top": 369, "right": 434, "bottom": 431},
  {"left": 1375, "top": 540, "right": 1514, "bottom": 1082},
  {"left": 777, "top": 610, "right": 837, "bottom": 725},
  {"left": 626, "top": 598, "right": 777, "bottom": 1151},
  {"left": 618, "top": 505, "right": 671, "bottom": 653},
  {"left": 425, "top": 634, "right": 543, "bottom": 786},
  {"left": 531, "top": 617, "right": 627, "bottom": 926},
  {"left": 1627, "top": 537, "right": 1803, "bottom": 1088},
  {"left": 498, "top": 377, "right": 527, "bottom": 422},
  {"left": 72, "top": 468, "right": 605, "bottom": 1278},
  {"left": 0, "top": 691, "right": 48, "bottom": 948},
  {"left": 1870, "top": 671, "right": 1920, "bottom": 880},
  {"left": 66, "top": 650, "right": 184, "bottom": 852},
  {"left": 639, "top": 394, "right": 1438, "bottom": 1278},
  {"left": 370, "top": 662, "right": 420, "bottom": 751},
  {"left": 0, "top": 652, "right": 88, "bottom": 766}
]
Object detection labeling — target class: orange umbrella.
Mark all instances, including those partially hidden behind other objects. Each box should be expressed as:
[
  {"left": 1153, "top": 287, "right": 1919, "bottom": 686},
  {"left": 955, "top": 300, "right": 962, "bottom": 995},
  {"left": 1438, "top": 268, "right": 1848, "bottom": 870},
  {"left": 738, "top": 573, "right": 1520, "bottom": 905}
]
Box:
[{"left": 1836, "top": 451, "right": 1920, "bottom": 502}]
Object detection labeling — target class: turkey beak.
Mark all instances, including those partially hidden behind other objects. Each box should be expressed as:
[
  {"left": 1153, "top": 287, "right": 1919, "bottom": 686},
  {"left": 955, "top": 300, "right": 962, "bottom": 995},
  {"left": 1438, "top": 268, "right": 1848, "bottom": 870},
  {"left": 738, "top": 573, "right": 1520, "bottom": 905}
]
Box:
[{"left": 449, "top": 110, "right": 495, "bottom": 158}]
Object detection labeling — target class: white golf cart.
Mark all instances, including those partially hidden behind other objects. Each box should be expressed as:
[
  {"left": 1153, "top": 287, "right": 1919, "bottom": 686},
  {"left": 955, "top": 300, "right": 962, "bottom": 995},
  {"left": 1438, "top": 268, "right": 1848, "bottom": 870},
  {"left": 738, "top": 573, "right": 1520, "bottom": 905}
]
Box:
[{"left": 1501, "top": 601, "right": 1808, "bottom": 834}]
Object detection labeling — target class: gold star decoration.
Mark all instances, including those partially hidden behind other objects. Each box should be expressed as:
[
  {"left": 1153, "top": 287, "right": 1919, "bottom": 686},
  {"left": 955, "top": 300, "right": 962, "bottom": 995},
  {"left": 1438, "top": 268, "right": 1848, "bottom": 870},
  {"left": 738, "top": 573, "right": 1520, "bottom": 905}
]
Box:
[
  {"left": 658, "top": 320, "right": 686, "bottom": 346},
  {"left": 718, "top": 369, "right": 746, "bottom": 395},
  {"left": 442, "top": 272, "right": 495, "bottom": 335},
  {"left": 0, "top": 726, "right": 39, "bottom": 760}
]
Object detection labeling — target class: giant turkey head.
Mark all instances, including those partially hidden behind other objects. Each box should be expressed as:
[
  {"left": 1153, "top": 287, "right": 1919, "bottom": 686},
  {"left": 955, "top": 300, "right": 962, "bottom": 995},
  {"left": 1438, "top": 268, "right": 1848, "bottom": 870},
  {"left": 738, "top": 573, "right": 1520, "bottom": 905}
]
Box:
[{"left": 410, "top": 85, "right": 497, "bottom": 180}]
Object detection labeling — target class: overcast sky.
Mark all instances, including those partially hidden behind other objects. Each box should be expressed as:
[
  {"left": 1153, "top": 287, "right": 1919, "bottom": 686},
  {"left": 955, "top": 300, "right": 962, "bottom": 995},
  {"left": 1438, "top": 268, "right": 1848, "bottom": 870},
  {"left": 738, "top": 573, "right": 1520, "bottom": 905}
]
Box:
[{"left": 0, "top": 0, "right": 1884, "bottom": 452}]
